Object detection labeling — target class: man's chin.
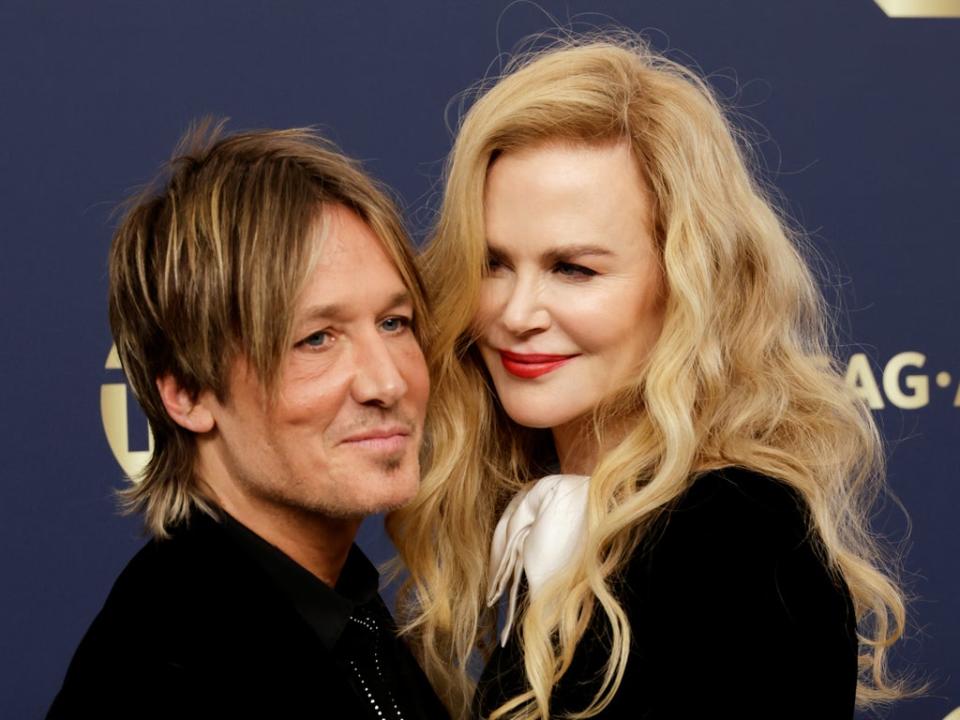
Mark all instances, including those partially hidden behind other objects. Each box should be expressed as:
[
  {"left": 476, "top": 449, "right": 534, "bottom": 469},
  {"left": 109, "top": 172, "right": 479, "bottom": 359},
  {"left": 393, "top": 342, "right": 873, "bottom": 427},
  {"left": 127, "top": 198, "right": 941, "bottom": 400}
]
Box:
[
  {"left": 330, "top": 470, "right": 420, "bottom": 519},
  {"left": 368, "top": 473, "right": 420, "bottom": 514}
]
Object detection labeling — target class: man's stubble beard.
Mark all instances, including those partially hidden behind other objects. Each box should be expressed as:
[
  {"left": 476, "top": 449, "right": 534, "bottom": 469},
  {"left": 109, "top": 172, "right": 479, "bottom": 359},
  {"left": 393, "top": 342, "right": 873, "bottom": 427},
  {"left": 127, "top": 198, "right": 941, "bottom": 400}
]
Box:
[{"left": 242, "top": 451, "right": 419, "bottom": 522}]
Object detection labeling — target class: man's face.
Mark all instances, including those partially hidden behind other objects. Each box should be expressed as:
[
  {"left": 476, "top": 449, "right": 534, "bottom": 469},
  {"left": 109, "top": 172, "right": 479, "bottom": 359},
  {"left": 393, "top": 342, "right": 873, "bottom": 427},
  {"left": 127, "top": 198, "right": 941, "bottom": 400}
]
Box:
[{"left": 199, "top": 204, "right": 429, "bottom": 521}]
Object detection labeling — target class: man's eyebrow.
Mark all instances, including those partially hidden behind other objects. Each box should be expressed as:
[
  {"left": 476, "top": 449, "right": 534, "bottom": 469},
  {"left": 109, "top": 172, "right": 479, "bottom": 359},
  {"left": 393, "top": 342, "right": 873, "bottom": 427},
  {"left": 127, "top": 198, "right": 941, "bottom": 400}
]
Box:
[
  {"left": 381, "top": 290, "right": 413, "bottom": 310},
  {"left": 297, "top": 291, "right": 413, "bottom": 325}
]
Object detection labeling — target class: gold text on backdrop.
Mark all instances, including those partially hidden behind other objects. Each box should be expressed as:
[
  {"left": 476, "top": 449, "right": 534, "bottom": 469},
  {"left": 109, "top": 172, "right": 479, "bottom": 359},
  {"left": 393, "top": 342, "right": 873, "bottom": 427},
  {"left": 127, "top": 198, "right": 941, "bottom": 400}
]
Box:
[
  {"left": 100, "top": 344, "right": 153, "bottom": 480},
  {"left": 874, "top": 0, "right": 960, "bottom": 17}
]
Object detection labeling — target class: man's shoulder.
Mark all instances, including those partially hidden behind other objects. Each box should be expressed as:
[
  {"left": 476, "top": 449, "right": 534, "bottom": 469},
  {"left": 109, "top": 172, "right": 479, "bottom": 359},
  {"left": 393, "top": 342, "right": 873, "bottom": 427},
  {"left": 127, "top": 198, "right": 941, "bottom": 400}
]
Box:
[
  {"left": 48, "top": 512, "right": 325, "bottom": 718},
  {"left": 106, "top": 512, "right": 243, "bottom": 609},
  {"left": 69, "top": 514, "right": 248, "bottom": 652}
]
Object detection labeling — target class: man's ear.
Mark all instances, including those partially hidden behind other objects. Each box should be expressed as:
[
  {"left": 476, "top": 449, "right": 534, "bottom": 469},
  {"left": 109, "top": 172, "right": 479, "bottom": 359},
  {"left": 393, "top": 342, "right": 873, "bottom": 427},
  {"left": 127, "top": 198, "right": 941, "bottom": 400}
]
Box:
[{"left": 156, "top": 374, "right": 216, "bottom": 433}]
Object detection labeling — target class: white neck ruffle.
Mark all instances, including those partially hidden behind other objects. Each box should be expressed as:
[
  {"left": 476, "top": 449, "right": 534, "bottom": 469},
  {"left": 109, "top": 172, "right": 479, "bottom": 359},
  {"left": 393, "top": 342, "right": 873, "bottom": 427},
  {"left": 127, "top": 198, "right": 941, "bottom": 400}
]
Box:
[{"left": 486, "top": 474, "right": 590, "bottom": 646}]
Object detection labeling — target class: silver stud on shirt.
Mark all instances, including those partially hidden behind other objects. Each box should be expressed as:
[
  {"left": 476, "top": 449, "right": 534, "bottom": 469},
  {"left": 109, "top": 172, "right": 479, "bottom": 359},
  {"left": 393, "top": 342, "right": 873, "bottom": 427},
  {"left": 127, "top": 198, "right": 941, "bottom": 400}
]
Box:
[{"left": 347, "top": 614, "right": 405, "bottom": 719}]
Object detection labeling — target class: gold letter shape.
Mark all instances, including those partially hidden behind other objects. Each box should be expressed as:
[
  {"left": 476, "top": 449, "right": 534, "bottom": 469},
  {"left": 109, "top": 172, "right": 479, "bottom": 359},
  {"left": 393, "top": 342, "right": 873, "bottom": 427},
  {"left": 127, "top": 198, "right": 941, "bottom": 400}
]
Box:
[
  {"left": 875, "top": 0, "right": 960, "bottom": 16},
  {"left": 101, "top": 344, "right": 154, "bottom": 481}
]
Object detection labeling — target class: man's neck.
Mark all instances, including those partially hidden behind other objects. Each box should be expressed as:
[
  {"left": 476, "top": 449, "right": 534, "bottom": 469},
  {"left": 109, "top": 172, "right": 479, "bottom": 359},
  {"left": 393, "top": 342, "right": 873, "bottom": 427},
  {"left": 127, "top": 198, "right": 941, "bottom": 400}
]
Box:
[{"left": 198, "top": 478, "right": 361, "bottom": 587}]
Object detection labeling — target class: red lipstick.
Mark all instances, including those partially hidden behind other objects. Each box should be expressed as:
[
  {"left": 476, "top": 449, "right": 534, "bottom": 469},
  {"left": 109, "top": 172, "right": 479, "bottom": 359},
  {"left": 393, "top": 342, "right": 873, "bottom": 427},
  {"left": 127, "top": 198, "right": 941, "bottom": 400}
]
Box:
[{"left": 499, "top": 350, "right": 577, "bottom": 379}]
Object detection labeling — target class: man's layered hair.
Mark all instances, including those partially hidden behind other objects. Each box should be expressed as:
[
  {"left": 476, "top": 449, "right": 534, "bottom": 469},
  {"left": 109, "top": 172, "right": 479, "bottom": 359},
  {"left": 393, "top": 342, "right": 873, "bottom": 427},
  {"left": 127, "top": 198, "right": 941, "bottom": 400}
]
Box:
[{"left": 109, "top": 120, "right": 427, "bottom": 538}]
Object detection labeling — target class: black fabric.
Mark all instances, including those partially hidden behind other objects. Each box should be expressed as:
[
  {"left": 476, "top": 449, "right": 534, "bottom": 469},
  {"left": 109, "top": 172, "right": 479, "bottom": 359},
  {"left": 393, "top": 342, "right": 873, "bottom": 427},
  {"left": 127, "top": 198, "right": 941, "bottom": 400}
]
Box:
[
  {"left": 476, "top": 467, "right": 859, "bottom": 719},
  {"left": 47, "top": 511, "right": 448, "bottom": 720},
  {"left": 218, "top": 511, "right": 377, "bottom": 652}
]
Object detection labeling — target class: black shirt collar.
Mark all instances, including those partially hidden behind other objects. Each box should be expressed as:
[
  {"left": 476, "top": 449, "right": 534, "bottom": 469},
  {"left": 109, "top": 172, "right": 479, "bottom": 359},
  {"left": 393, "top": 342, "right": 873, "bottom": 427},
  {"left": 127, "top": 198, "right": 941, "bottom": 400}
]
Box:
[{"left": 217, "top": 511, "right": 380, "bottom": 651}]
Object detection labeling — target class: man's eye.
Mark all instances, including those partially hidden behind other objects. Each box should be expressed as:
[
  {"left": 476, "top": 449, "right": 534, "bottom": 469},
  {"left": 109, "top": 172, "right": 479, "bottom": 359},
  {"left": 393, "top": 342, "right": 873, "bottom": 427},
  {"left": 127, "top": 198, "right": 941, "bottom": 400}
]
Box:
[
  {"left": 299, "top": 331, "right": 331, "bottom": 348},
  {"left": 554, "top": 262, "right": 597, "bottom": 278},
  {"left": 381, "top": 316, "right": 412, "bottom": 333}
]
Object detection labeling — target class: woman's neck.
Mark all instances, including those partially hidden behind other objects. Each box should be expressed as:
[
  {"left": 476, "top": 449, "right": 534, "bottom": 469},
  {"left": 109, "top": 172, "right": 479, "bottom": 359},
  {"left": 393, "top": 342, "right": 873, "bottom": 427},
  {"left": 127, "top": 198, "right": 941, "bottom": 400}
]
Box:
[
  {"left": 552, "top": 417, "right": 600, "bottom": 475},
  {"left": 552, "top": 413, "right": 634, "bottom": 476}
]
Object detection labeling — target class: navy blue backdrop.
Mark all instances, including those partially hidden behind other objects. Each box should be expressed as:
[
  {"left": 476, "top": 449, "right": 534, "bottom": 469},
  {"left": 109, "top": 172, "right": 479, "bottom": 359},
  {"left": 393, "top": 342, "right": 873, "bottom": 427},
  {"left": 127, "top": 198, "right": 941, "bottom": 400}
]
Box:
[{"left": 0, "top": 1, "right": 956, "bottom": 717}]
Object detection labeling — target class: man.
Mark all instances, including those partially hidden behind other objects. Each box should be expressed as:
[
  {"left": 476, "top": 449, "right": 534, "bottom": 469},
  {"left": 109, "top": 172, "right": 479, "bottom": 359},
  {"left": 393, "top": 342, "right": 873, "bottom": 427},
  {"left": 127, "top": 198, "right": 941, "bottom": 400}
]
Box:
[{"left": 48, "top": 123, "right": 447, "bottom": 719}]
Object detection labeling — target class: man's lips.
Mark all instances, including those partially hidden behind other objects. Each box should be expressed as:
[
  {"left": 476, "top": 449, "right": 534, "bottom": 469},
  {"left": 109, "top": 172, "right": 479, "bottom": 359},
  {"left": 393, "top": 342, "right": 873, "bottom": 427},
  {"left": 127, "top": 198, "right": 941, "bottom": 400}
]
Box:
[
  {"left": 340, "top": 426, "right": 412, "bottom": 451},
  {"left": 498, "top": 350, "right": 579, "bottom": 379}
]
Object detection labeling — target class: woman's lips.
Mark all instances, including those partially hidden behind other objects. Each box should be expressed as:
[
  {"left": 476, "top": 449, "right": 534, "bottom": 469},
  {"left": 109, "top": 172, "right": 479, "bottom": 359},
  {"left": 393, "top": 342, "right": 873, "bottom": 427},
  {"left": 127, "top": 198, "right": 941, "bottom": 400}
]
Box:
[{"left": 499, "top": 350, "right": 578, "bottom": 379}]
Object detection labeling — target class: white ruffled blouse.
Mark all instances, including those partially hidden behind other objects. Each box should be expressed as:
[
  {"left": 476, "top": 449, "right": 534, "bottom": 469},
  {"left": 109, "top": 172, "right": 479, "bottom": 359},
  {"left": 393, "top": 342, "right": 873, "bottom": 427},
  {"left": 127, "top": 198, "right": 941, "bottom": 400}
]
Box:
[{"left": 486, "top": 474, "right": 591, "bottom": 646}]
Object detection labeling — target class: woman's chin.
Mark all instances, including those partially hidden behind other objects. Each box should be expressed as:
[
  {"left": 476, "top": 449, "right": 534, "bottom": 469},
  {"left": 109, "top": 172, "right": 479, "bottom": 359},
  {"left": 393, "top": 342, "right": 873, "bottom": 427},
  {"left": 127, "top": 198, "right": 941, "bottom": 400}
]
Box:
[{"left": 502, "top": 405, "right": 576, "bottom": 431}]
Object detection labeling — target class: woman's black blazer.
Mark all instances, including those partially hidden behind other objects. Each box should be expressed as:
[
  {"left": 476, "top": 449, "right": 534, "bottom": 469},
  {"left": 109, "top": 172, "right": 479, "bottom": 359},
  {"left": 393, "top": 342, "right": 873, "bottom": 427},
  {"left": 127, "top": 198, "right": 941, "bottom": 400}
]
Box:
[{"left": 476, "top": 467, "right": 859, "bottom": 719}]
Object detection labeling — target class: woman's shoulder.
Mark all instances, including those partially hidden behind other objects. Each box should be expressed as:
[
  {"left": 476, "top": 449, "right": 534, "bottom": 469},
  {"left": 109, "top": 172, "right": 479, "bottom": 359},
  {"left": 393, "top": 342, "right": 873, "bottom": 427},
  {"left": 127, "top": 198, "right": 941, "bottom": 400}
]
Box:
[
  {"left": 614, "top": 468, "right": 858, "bottom": 715},
  {"left": 578, "top": 467, "right": 858, "bottom": 716},
  {"left": 645, "top": 466, "right": 812, "bottom": 551},
  {"left": 624, "top": 466, "right": 836, "bottom": 598},
  {"left": 624, "top": 466, "right": 852, "bottom": 622},
  {"left": 674, "top": 465, "right": 807, "bottom": 515}
]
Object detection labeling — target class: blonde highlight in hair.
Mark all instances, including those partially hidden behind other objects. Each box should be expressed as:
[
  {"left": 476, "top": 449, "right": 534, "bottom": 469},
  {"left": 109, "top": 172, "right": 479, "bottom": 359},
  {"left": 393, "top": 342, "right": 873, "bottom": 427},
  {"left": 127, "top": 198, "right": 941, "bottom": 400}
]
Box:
[
  {"left": 388, "top": 34, "right": 910, "bottom": 718},
  {"left": 110, "top": 119, "right": 428, "bottom": 537}
]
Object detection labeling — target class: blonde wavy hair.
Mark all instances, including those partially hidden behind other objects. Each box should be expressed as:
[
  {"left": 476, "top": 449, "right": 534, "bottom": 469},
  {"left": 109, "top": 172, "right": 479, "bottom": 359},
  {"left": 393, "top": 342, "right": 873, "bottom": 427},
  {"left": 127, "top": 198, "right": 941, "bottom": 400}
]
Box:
[{"left": 387, "top": 34, "right": 909, "bottom": 719}]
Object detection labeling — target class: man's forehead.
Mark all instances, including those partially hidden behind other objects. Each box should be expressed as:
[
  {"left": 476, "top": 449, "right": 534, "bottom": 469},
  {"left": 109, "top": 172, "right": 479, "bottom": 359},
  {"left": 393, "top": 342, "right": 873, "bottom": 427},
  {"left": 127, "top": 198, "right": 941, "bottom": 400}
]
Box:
[
  {"left": 294, "top": 206, "right": 411, "bottom": 322},
  {"left": 309, "top": 203, "right": 390, "bottom": 267}
]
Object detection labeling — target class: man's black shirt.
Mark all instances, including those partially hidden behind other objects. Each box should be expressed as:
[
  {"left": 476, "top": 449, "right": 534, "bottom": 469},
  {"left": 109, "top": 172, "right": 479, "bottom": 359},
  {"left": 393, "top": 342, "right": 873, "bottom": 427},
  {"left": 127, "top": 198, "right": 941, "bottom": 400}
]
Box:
[
  {"left": 220, "top": 511, "right": 445, "bottom": 719},
  {"left": 48, "top": 511, "right": 448, "bottom": 719},
  {"left": 219, "top": 512, "right": 377, "bottom": 651}
]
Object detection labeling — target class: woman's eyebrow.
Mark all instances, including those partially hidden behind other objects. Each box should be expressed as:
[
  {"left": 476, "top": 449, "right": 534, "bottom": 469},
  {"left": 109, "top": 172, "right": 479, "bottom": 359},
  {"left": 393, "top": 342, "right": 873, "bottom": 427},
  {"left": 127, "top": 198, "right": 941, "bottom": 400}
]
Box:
[
  {"left": 543, "top": 244, "right": 614, "bottom": 262},
  {"left": 486, "top": 242, "right": 614, "bottom": 260}
]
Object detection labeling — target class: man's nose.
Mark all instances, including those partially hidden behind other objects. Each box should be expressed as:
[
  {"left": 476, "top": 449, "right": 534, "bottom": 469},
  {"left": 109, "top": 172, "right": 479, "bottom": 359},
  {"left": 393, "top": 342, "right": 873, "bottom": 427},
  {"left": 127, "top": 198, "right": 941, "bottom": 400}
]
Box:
[
  {"left": 499, "top": 274, "right": 551, "bottom": 337},
  {"left": 350, "top": 332, "right": 409, "bottom": 408}
]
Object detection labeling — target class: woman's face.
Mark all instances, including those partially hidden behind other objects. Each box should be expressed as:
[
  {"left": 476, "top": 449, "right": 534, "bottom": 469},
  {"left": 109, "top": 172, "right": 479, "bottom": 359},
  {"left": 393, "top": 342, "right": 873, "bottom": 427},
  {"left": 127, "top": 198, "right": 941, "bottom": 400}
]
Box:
[{"left": 476, "top": 140, "right": 665, "bottom": 436}]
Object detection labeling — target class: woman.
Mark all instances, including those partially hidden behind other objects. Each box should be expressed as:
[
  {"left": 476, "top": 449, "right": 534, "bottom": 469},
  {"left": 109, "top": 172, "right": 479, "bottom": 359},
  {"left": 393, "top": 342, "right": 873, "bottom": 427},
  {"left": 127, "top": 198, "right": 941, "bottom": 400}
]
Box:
[{"left": 389, "top": 35, "right": 908, "bottom": 719}]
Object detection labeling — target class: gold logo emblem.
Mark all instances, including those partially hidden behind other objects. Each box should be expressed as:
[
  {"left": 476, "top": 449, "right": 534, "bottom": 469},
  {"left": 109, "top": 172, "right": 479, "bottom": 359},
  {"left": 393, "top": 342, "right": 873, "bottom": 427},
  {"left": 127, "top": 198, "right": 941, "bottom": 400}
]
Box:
[
  {"left": 874, "top": 0, "right": 960, "bottom": 16},
  {"left": 101, "top": 344, "right": 153, "bottom": 480}
]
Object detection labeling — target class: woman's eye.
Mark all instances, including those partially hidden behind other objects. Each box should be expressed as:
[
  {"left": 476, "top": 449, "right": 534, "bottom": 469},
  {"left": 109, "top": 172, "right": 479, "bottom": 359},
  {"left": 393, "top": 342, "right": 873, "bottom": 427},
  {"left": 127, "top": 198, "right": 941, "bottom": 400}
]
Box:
[
  {"left": 299, "top": 331, "right": 331, "bottom": 349},
  {"left": 555, "top": 261, "right": 597, "bottom": 278},
  {"left": 381, "top": 316, "right": 412, "bottom": 333},
  {"left": 485, "top": 255, "right": 505, "bottom": 274}
]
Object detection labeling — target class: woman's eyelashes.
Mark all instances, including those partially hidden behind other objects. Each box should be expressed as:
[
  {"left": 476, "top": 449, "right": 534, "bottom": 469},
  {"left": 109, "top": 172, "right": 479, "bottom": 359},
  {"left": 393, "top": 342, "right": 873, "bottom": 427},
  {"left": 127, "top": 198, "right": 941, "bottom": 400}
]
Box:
[
  {"left": 484, "top": 252, "right": 598, "bottom": 279},
  {"left": 485, "top": 253, "right": 505, "bottom": 274},
  {"left": 553, "top": 261, "right": 597, "bottom": 279}
]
